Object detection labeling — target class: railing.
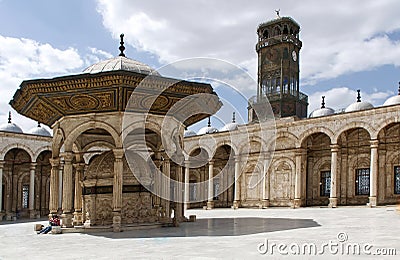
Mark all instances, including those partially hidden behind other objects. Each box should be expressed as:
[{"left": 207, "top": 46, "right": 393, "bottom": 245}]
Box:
[{"left": 256, "top": 35, "right": 302, "bottom": 51}]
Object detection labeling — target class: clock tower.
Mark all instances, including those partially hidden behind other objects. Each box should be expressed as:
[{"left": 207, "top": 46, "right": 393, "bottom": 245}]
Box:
[{"left": 249, "top": 15, "right": 308, "bottom": 121}]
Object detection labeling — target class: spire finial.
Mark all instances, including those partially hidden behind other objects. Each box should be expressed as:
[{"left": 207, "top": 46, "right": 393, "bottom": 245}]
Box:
[
  {"left": 398, "top": 81, "right": 400, "bottom": 95},
  {"left": 8, "top": 111, "right": 11, "bottom": 124},
  {"left": 275, "top": 9, "right": 281, "bottom": 18},
  {"left": 356, "top": 89, "right": 361, "bottom": 102},
  {"left": 207, "top": 117, "right": 211, "bottom": 127},
  {"left": 232, "top": 112, "right": 236, "bottom": 123},
  {"left": 119, "top": 33, "right": 126, "bottom": 57},
  {"left": 321, "top": 96, "right": 326, "bottom": 109}
]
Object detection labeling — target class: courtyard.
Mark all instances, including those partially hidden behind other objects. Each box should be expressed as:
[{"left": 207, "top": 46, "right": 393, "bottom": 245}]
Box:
[{"left": 0, "top": 206, "right": 399, "bottom": 259}]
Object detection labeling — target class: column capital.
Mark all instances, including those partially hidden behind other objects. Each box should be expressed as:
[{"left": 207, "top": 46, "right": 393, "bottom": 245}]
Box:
[
  {"left": 370, "top": 139, "right": 379, "bottom": 148},
  {"left": 295, "top": 148, "right": 307, "bottom": 156},
  {"left": 184, "top": 160, "right": 191, "bottom": 168},
  {"left": 50, "top": 158, "right": 60, "bottom": 167},
  {"left": 73, "top": 163, "right": 86, "bottom": 171},
  {"left": 113, "top": 148, "right": 124, "bottom": 159},
  {"left": 330, "top": 144, "right": 340, "bottom": 152},
  {"left": 63, "top": 152, "right": 74, "bottom": 163},
  {"left": 30, "top": 162, "right": 37, "bottom": 170},
  {"left": 208, "top": 160, "right": 214, "bottom": 166}
]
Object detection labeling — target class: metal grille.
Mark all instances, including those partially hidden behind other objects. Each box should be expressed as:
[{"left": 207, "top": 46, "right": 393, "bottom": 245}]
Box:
[
  {"left": 320, "top": 171, "right": 331, "bottom": 197},
  {"left": 355, "top": 168, "right": 370, "bottom": 195},
  {"left": 213, "top": 179, "right": 220, "bottom": 201},
  {"left": 22, "top": 185, "right": 29, "bottom": 209},
  {"left": 395, "top": 166, "right": 400, "bottom": 195},
  {"left": 189, "top": 182, "right": 197, "bottom": 201}
]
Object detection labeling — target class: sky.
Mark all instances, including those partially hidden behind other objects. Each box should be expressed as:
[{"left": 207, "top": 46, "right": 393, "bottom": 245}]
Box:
[{"left": 0, "top": 0, "right": 400, "bottom": 133}]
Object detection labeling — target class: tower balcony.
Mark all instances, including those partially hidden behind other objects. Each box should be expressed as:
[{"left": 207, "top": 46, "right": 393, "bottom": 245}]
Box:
[{"left": 256, "top": 34, "right": 302, "bottom": 51}]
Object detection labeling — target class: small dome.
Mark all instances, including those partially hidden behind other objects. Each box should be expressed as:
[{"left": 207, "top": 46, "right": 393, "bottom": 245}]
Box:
[
  {"left": 309, "top": 107, "right": 335, "bottom": 118},
  {"left": 383, "top": 95, "right": 400, "bottom": 106},
  {"left": 220, "top": 112, "right": 239, "bottom": 132},
  {"left": 344, "top": 90, "right": 374, "bottom": 112},
  {"left": 198, "top": 126, "right": 218, "bottom": 135},
  {"left": 183, "top": 129, "right": 197, "bottom": 137},
  {"left": 83, "top": 56, "right": 160, "bottom": 76},
  {"left": 28, "top": 123, "right": 51, "bottom": 136},
  {"left": 345, "top": 101, "right": 374, "bottom": 112},
  {"left": 0, "top": 112, "right": 23, "bottom": 133}
]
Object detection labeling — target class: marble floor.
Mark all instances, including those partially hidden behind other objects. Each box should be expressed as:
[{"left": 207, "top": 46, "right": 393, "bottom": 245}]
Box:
[{"left": 0, "top": 206, "right": 399, "bottom": 259}]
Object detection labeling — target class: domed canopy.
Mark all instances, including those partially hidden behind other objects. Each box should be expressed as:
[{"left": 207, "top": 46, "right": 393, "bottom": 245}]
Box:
[
  {"left": 383, "top": 83, "right": 400, "bottom": 106},
  {"left": 345, "top": 90, "right": 374, "bottom": 112},
  {"left": 220, "top": 112, "right": 239, "bottom": 131},
  {"left": 83, "top": 56, "right": 160, "bottom": 76},
  {"left": 183, "top": 129, "right": 197, "bottom": 137},
  {"left": 28, "top": 123, "right": 51, "bottom": 136},
  {"left": 0, "top": 112, "right": 23, "bottom": 134},
  {"left": 198, "top": 117, "right": 218, "bottom": 135},
  {"left": 309, "top": 96, "right": 335, "bottom": 118}
]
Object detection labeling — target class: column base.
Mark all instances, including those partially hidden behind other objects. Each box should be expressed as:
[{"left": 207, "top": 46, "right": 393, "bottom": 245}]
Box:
[
  {"left": 232, "top": 200, "right": 240, "bottom": 209},
  {"left": 73, "top": 211, "right": 83, "bottom": 226},
  {"left": 29, "top": 210, "right": 36, "bottom": 219},
  {"left": 328, "top": 198, "right": 338, "bottom": 208},
  {"left": 206, "top": 201, "right": 214, "bottom": 210},
  {"left": 261, "top": 199, "right": 270, "bottom": 209},
  {"left": 61, "top": 213, "right": 73, "bottom": 228},
  {"left": 367, "top": 196, "right": 377, "bottom": 207},
  {"left": 112, "top": 211, "right": 122, "bottom": 232},
  {"left": 292, "top": 199, "right": 301, "bottom": 208},
  {"left": 0, "top": 212, "right": 4, "bottom": 221}
]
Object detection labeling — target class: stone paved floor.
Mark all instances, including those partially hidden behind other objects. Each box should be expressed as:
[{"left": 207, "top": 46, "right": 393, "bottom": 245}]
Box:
[{"left": 0, "top": 206, "right": 399, "bottom": 259}]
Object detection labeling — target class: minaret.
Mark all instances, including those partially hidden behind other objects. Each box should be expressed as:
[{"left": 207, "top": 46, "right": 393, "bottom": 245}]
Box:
[{"left": 249, "top": 13, "right": 308, "bottom": 121}]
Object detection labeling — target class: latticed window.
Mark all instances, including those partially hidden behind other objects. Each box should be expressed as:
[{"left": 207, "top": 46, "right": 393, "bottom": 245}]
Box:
[
  {"left": 355, "top": 168, "right": 370, "bottom": 195},
  {"left": 320, "top": 171, "right": 331, "bottom": 197},
  {"left": 394, "top": 166, "right": 400, "bottom": 195},
  {"left": 22, "top": 185, "right": 29, "bottom": 209}
]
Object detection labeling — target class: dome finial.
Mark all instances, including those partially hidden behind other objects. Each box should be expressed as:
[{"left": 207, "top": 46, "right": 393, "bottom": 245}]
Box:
[
  {"left": 207, "top": 117, "right": 211, "bottom": 127},
  {"left": 232, "top": 112, "right": 236, "bottom": 123},
  {"left": 275, "top": 9, "right": 281, "bottom": 18},
  {"left": 8, "top": 111, "right": 11, "bottom": 124},
  {"left": 356, "top": 89, "right": 361, "bottom": 102},
  {"left": 321, "top": 96, "right": 326, "bottom": 109},
  {"left": 119, "top": 33, "right": 126, "bottom": 57},
  {"left": 398, "top": 81, "right": 400, "bottom": 95}
]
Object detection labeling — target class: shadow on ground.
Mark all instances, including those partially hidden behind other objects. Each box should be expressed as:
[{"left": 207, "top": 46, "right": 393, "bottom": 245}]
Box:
[{"left": 89, "top": 217, "right": 320, "bottom": 239}]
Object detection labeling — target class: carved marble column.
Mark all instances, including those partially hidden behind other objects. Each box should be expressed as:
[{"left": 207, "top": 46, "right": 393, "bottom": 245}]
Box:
[
  {"left": 73, "top": 163, "right": 85, "bottom": 225},
  {"left": 329, "top": 144, "right": 339, "bottom": 208},
  {"left": 61, "top": 152, "right": 74, "bottom": 227},
  {"left": 233, "top": 157, "right": 240, "bottom": 209},
  {"left": 175, "top": 165, "right": 184, "bottom": 222},
  {"left": 112, "top": 148, "right": 124, "bottom": 232},
  {"left": 58, "top": 160, "right": 64, "bottom": 213},
  {"left": 29, "top": 163, "right": 37, "bottom": 218},
  {"left": 162, "top": 158, "right": 171, "bottom": 219},
  {"left": 0, "top": 161, "right": 4, "bottom": 219},
  {"left": 262, "top": 158, "right": 270, "bottom": 208},
  {"left": 184, "top": 161, "right": 190, "bottom": 213},
  {"left": 369, "top": 140, "right": 379, "bottom": 207},
  {"left": 49, "top": 158, "right": 60, "bottom": 216},
  {"left": 294, "top": 149, "right": 305, "bottom": 208},
  {"left": 207, "top": 160, "right": 214, "bottom": 210}
]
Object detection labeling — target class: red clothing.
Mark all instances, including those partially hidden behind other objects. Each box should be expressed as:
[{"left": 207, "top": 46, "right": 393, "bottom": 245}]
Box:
[{"left": 50, "top": 217, "right": 60, "bottom": 226}]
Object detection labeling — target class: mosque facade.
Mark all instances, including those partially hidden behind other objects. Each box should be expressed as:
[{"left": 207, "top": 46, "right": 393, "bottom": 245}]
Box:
[{"left": 1, "top": 16, "right": 399, "bottom": 231}]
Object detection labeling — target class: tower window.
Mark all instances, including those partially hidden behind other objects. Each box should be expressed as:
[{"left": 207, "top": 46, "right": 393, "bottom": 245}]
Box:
[
  {"left": 355, "top": 168, "right": 370, "bottom": 195},
  {"left": 395, "top": 166, "right": 400, "bottom": 194},
  {"left": 274, "top": 27, "right": 281, "bottom": 36},
  {"left": 283, "top": 25, "right": 289, "bottom": 35},
  {"left": 22, "top": 185, "right": 29, "bottom": 209},
  {"left": 320, "top": 171, "right": 331, "bottom": 197},
  {"left": 263, "top": 30, "right": 269, "bottom": 39}
]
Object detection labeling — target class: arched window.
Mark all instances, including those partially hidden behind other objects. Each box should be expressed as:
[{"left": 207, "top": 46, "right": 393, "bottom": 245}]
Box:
[
  {"left": 283, "top": 25, "right": 289, "bottom": 35},
  {"left": 263, "top": 30, "right": 269, "bottom": 39}
]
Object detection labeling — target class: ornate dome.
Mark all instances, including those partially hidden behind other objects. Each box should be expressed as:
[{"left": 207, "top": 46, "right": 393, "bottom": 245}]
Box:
[
  {"left": 28, "top": 123, "right": 51, "bottom": 136},
  {"left": 383, "top": 83, "right": 400, "bottom": 106},
  {"left": 83, "top": 34, "right": 160, "bottom": 76},
  {"left": 198, "top": 117, "right": 218, "bottom": 135},
  {"left": 345, "top": 90, "right": 374, "bottom": 112},
  {"left": 183, "top": 129, "right": 197, "bottom": 137},
  {"left": 0, "top": 112, "right": 23, "bottom": 134},
  {"left": 83, "top": 56, "right": 160, "bottom": 76},
  {"left": 220, "top": 112, "right": 239, "bottom": 131},
  {"left": 309, "top": 96, "right": 335, "bottom": 118}
]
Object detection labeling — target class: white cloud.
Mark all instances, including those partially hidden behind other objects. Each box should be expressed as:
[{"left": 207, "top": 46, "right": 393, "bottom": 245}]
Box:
[
  {"left": 0, "top": 35, "right": 85, "bottom": 130},
  {"left": 308, "top": 87, "right": 392, "bottom": 113},
  {"left": 96, "top": 0, "right": 400, "bottom": 86}
]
